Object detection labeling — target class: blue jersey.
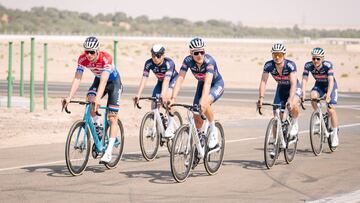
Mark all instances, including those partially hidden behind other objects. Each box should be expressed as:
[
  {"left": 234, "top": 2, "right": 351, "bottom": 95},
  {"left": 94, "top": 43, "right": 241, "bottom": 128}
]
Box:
[
  {"left": 143, "top": 57, "right": 178, "bottom": 81},
  {"left": 180, "top": 54, "right": 222, "bottom": 83},
  {"left": 263, "top": 59, "right": 298, "bottom": 87},
  {"left": 303, "top": 60, "right": 337, "bottom": 88}
]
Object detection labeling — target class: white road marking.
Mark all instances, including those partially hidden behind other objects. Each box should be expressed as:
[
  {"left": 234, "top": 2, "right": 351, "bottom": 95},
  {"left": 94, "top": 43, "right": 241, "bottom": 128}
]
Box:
[
  {"left": 307, "top": 189, "right": 360, "bottom": 203},
  {"left": 0, "top": 123, "right": 359, "bottom": 173}
]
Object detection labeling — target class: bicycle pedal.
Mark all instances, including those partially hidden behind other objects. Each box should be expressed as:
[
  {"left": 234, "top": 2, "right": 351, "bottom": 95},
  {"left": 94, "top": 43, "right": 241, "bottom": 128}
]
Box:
[{"left": 191, "top": 157, "right": 200, "bottom": 170}]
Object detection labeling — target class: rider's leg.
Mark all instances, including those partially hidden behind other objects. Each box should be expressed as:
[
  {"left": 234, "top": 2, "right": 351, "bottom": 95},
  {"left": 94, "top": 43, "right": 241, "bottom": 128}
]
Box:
[
  {"left": 328, "top": 87, "right": 339, "bottom": 146},
  {"left": 164, "top": 88, "right": 176, "bottom": 138},
  {"left": 310, "top": 89, "right": 321, "bottom": 109}
]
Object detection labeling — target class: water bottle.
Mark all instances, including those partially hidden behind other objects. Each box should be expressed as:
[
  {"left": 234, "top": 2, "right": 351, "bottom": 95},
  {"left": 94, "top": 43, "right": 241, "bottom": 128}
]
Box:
[
  {"left": 95, "top": 123, "right": 103, "bottom": 140},
  {"left": 160, "top": 113, "right": 168, "bottom": 128}
]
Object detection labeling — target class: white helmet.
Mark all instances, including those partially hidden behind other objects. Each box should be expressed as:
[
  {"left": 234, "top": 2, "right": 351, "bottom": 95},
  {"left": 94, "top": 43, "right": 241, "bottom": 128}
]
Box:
[
  {"left": 189, "top": 37, "right": 205, "bottom": 50},
  {"left": 151, "top": 44, "right": 165, "bottom": 56},
  {"left": 83, "top": 36, "right": 100, "bottom": 51},
  {"left": 311, "top": 47, "right": 325, "bottom": 57},
  {"left": 271, "top": 43, "right": 286, "bottom": 54}
]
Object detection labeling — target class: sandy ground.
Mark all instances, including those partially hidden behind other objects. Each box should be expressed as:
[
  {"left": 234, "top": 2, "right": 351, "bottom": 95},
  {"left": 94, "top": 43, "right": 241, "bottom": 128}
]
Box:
[{"left": 0, "top": 37, "right": 359, "bottom": 149}]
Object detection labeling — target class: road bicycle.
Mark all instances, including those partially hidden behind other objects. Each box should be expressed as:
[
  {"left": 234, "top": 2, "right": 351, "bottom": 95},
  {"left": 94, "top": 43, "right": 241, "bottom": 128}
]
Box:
[
  {"left": 63, "top": 101, "right": 124, "bottom": 176},
  {"left": 136, "top": 97, "right": 183, "bottom": 161},
  {"left": 169, "top": 103, "right": 225, "bottom": 183},
  {"left": 258, "top": 103, "right": 298, "bottom": 169},
  {"left": 302, "top": 98, "right": 338, "bottom": 156}
]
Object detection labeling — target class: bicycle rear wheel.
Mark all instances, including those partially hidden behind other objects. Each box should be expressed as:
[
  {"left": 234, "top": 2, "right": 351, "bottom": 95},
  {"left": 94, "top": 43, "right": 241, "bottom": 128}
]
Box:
[
  {"left": 309, "top": 111, "right": 323, "bottom": 156},
  {"left": 170, "top": 124, "right": 194, "bottom": 183},
  {"left": 204, "top": 121, "right": 225, "bottom": 175},
  {"left": 139, "top": 112, "right": 160, "bottom": 161},
  {"left": 104, "top": 119, "right": 125, "bottom": 169},
  {"left": 264, "top": 118, "right": 280, "bottom": 169},
  {"left": 65, "top": 120, "right": 91, "bottom": 176},
  {"left": 166, "top": 111, "right": 183, "bottom": 153}
]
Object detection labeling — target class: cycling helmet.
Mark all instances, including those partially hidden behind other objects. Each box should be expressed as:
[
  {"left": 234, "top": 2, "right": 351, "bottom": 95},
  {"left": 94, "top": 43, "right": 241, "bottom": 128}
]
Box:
[
  {"left": 271, "top": 43, "right": 286, "bottom": 54},
  {"left": 83, "top": 36, "right": 100, "bottom": 51},
  {"left": 151, "top": 44, "right": 165, "bottom": 56},
  {"left": 189, "top": 37, "right": 205, "bottom": 50},
  {"left": 311, "top": 47, "right": 325, "bottom": 57}
]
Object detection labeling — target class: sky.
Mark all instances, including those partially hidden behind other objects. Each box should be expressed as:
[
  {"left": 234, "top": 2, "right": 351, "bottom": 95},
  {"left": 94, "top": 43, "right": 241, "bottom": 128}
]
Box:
[{"left": 1, "top": 0, "right": 359, "bottom": 29}]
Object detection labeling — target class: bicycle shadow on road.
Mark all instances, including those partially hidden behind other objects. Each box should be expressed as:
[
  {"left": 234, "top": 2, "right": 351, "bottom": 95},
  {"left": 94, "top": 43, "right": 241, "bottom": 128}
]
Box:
[
  {"left": 22, "top": 164, "right": 109, "bottom": 177},
  {"left": 121, "top": 169, "right": 174, "bottom": 184},
  {"left": 222, "top": 159, "right": 267, "bottom": 170},
  {"left": 121, "top": 153, "right": 169, "bottom": 162}
]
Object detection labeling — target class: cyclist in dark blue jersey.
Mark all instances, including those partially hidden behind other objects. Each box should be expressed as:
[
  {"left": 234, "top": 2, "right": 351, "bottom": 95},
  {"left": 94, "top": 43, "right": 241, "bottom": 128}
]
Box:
[
  {"left": 301, "top": 47, "right": 339, "bottom": 147},
  {"left": 169, "top": 37, "right": 224, "bottom": 149},
  {"left": 258, "top": 43, "right": 302, "bottom": 139},
  {"left": 134, "top": 44, "right": 179, "bottom": 138}
]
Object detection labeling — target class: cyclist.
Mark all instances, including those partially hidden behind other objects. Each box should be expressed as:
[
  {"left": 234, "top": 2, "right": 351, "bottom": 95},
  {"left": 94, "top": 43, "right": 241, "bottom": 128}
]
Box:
[
  {"left": 62, "top": 36, "right": 122, "bottom": 163},
  {"left": 133, "top": 44, "right": 179, "bottom": 138},
  {"left": 257, "top": 43, "right": 302, "bottom": 140},
  {"left": 169, "top": 37, "right": 224, "bottom": 149},
  {"left": 301, "top": 47, "right": 339, "bottom": 147}
]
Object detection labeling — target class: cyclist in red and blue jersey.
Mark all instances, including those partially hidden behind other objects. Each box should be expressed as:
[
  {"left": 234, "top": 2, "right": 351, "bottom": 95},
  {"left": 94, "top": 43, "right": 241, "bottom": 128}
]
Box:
[
  {"left": 134, "top": 44, "right": 179, "bottom": 138},
  {"left": 169, "top": 37, "right": 224, "bottom": 149},
  {"left": 301, "top": 47, "right": 339, "bottom": 147},
  {"left": 258, "top": 43, "right": 302, "bottom": 140},
  {"left": 62, "top": 36, "right": 122, "bottom": 163}
]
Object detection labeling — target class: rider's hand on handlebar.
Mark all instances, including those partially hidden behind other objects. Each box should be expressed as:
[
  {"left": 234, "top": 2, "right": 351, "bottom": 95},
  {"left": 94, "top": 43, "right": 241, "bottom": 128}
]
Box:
[
  {"left": 257, "top": 97, "right": 263, "bottom": 108},
  {"left": 133, "top": 96, "right": 139, "bottom": 108},
  {"left": 62, "top": 97, "right": 71, "bottom": 110}
]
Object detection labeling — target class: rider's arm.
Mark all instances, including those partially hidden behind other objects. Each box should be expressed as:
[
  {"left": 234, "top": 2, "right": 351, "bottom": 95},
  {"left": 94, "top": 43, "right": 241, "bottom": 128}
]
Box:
[
  {"left": 326, "top": 75, "right": 334, "bottom": 98},
  {"left": 161, "top": 61, "right": 174, "bottom": 98},
  {"left": 171, "top": 71, "right": 186, "bottom": 100},
  {"left": 301, "top": 75, "right": 309, "bottom": 98},
  {"left": 258, "top": 72, "right": 269, "bottom": 101},
  {"left": 66, "top": 71, "right": 83, "bottom": 100},
  {"left": 200, "top": 72, "right": 213, "bottom": 103},
  {"left": 288, "top": 72, "right": 297, "bottom": 102}
]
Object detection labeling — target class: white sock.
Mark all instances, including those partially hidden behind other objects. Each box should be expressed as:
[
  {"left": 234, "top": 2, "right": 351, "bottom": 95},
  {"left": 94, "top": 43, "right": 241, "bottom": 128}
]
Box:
[
  {"left": 210, "top": 121, "right": 215, "bottom": 129},
  {"left": 333, "top": 128, "right": 338, "bottom": 136},
  {"left": 292, "top": 118, "right": 298, "bottom": 125},
  {"left": 168, "top": 116, "right": 174, "bottom": 128},
  {"left": 106, "top": 138, "right": 116, "bottom": 154}
]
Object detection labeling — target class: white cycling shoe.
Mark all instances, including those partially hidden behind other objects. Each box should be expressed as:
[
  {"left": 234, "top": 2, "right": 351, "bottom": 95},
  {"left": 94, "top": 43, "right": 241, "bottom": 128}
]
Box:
[
  {"left": 208, "top": 126, "right": 219, "bottom": 149},
  {"left": 164, "top": 125, "right": 175, "bottom": 138},
  {"left": 100, "top": 152, "right": 112, "bottom": 163}
]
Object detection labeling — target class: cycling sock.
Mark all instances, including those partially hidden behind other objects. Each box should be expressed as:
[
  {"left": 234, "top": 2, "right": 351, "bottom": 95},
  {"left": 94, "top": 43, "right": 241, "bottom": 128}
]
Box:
[
  {"left": 92, "top": 115, "right": 100, "bottom": 124},
  {"left": 167, "top": 116, "right": 174, "bottom": 128},
  {"left": 292, "top": 118, "right": 298, "bottom": 125},
  {"left": 210, "top": 120, "right": 215, "bottom": 129},
  {"left": 106, "top": 138, "right": 116, "bottom": 154},
  {"left": 333, "top": 128, "right": 338, "bottom": 135}
]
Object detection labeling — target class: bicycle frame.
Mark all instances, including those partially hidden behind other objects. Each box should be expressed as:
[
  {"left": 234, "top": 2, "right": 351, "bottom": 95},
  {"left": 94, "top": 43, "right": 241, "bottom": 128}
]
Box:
[
  {"left": 272, "top": 108, "right": 287, "bottom": 149},
  {"left": 312, "top": 100, "right": 331, "bottom": 139}
]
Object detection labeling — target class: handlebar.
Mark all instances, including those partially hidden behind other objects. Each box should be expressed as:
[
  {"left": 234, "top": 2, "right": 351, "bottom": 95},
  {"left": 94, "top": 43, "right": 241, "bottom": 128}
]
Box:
[
  {"left": 135, "top": 96, "right": 166, "bottom": 109},
  {"left": 256, "top": 102, "right": 282, "bottom": 115},
  {"left": 168, "top": 103, "right": 206, "bottom": 120},
  {"left": 300, "top": 97, "right": 331, "bottom": 109},
  {"left": 62, "top": 100, "right": 101, "bottom": 116}
]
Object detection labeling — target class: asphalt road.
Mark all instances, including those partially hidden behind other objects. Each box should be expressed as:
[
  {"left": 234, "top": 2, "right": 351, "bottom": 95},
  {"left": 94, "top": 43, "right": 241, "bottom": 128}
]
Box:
[{"left": 1, "top": 81, "right": 360, "bottom": 202}]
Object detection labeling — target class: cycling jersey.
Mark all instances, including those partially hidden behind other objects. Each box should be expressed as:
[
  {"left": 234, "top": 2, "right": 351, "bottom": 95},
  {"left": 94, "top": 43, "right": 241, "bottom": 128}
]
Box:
[
  {"left": 263, "top": 59, "right": 301, "bottom": 110},
  {"left": 143, "top": 57, "right": 178, "bottom": 81},
  {"left": 303, "top": 60, "right": 337, "bottom": 88},
  {"left": 77, "top": 51, "right": 119, "bottom": 82},
  {"left": 303, "top": 60, "right": 338, "bottom": 105},
  {"left": 180, "top": 54, "right": 222, "bottom": 83}
]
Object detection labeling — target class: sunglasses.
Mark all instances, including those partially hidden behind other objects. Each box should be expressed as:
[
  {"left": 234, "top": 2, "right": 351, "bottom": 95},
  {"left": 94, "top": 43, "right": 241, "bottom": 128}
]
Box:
[
  {"left": 152, "top": 53, "right": 163, "bottom": 59},
  {"left": 85, "top": 50, "right": 96, "bottom": 55},
  {"left": 193, "top": 51, "right": 205, "bottom": 56},
  {"left": 272, "top": 53, "right": 284, "bottom": 57},
  {"left": 312, "top": 57, "right": 322, "bottom": 61}
]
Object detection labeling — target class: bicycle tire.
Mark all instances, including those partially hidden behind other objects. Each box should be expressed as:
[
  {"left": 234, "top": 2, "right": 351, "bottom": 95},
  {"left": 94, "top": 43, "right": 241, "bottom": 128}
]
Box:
[
  {"left": 139, "top": 111, "right": 160, "bottom": 161},
  {"left": 104, "top": 119, "right": 125, "bottom": 169},
  {"left": 65, "top": 120, "right": 91, "bottom": 176},
  {"left": 170, "top": 124, "right": 194, "bottom": 183},
  {"left": 264, "top": 118, "right": 280, "bottom": 169},
  {"left": 327, "top": 120, "right": 338, "bottom": 152},
  {"left": 284, "top": 129, "right": 298, "bottom": 164},
  {"left": 204, "top": 121, "right": 225, "bottom": 175},
  {"left": 309, "top": 111, "right": 323, "bottom": 156}
]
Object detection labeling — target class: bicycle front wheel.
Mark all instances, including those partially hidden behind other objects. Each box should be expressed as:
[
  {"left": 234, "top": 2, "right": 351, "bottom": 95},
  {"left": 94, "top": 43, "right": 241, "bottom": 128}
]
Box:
[
  {"left": 166, "top": 111, "right": 183, "bottom": 153},
  {"left": 284, "top": 131, "right": 298, "bottom": 164},
  {"left": 104, "top": 119, "right": 125, "bottom": 169},
  {"left": 204, "top": 121, "right": 225, "bottom": 175},
  {"left": 170, "top": 124, "right": 194, "bottom": 183},
  {"left": 309, "top": 111, "right": 323, "bottom": 156},
  {"left": 139, "top": 112, "right": 160, "bottom": 161},
  {"left": 264, "top": 118, "right": 280, "bottom": 169},
  {"left": 65, "top": 120, "right": 91, "bottom": 176}
]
